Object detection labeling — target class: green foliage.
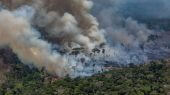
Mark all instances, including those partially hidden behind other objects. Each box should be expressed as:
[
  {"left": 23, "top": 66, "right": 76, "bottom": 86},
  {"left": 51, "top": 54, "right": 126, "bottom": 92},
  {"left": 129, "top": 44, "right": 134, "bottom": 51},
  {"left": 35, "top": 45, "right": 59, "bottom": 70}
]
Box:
[{"left": 0, "top": 61, "right": 168, "bottom": 95}]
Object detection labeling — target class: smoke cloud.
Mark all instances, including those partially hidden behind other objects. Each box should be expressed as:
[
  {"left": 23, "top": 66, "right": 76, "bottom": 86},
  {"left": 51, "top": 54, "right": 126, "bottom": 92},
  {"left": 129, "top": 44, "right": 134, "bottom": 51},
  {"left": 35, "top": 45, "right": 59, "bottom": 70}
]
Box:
[
  {"left": 91, "top": 0, "right": 170, "bottom": 65},
  {"left": 0, "top": 0, "right": 106, "bottom": 77},
  {"left": 1, "top": 0, "right": 105, "bottom": 50},
  {"left": 92, "top": 0, "right": 152, "bottom": 49},
  {"left": 0, "top": 10, "right": 69, "bottom": 77}
]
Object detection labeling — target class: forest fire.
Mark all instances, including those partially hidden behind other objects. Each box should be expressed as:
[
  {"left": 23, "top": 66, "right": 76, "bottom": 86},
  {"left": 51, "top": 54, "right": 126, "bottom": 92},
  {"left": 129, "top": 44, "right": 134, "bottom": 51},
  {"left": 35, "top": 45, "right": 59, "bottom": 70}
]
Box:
[{"left": 0, "top": 0, "right": 169, "bottom": 78}]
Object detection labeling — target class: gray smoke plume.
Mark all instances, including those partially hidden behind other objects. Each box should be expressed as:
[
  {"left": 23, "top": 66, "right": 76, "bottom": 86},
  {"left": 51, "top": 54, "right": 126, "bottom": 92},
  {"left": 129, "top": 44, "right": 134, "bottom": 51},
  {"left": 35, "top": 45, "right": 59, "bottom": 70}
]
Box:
[
  {"left": 0, "top": 0, "right": 106, "bottom": 77},
  {"left": 91, "top": 0, "right": 170, "bottom": 65},
  {"left": 90, "top": 0, "right": 155, "bottom": 65},
  {"left": 92, "top": 0, "right": 152, "bottom": 48},
  {"left": 1, "top": 0, "right": 105, "bottom": 51},
  {"left": 0, "top": 9, "right": 69, "bottom": 77}
]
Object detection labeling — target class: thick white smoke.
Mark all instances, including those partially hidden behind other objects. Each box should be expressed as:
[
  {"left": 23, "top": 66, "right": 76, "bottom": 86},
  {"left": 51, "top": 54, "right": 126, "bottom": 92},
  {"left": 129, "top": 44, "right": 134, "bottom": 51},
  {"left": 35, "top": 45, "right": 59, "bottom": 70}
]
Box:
[
  {"left": 1, "top": 0, "right": 105, "bottom": 51},
  {"left": 0, "top": 0, "right": 106, "bottom": 77},
  {"left": 0, "top": 8, "right": 70, "bottom": 77}
]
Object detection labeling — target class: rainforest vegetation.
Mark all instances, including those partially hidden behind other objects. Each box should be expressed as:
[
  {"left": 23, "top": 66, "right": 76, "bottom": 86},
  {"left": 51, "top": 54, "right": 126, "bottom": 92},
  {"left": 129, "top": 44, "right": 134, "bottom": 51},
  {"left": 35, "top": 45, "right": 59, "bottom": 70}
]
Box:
[{"left": 0, "top": 60, "right": 169, "bottom": 95}]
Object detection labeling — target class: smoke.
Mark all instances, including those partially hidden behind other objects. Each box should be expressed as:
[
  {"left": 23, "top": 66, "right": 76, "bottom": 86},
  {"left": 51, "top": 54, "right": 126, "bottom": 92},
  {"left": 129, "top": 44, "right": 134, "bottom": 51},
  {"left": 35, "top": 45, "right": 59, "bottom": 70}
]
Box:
[
  {"left": 90, "top": 0, "right": 157, "bottom": 65},
  {"left": 89, "top": 0, "right": 151, "bottom": 68},
  {"left": 91, "top": 0, "right": 170, "bottom": 65},
  {"left": 1, "top": 0, "right": 105, "bottom": 50},
  {"left": 0, "top": 9, "right": 69, "bottom": 77},
  {"left": 0, "top": 0, "right": 106, "bottom": 77},
  {"left": 92, "top": 0, "right": 153, "bottom": 48},
  {"left": 119, "top": 0, "right": 170, "bottom": 19},
  {"left": 92, "top": 0, "right": 170, "bottom": 19}
]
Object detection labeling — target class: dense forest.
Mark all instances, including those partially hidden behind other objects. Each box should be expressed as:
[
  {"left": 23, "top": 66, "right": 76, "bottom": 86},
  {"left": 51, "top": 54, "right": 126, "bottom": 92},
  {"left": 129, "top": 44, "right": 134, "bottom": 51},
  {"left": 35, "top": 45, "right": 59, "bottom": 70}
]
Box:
[{"left": 0, "top": 60, "right": 169, "bottom": 95}]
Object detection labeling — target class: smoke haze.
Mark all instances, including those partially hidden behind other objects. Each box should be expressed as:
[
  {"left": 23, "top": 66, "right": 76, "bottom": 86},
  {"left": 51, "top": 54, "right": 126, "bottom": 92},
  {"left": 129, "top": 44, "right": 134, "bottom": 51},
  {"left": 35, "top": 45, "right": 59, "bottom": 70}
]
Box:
[
  {"left": 92, "top": 0, "right": 170, "bottom": 19},
  {"left": 92, "top": 0, "right": 170, "bottom": 63},
  {"left": 0, "top": 9, "right": 69, "bottom": 77},
  {"left": 0, "top": 0, "right": 106, "bottom": 77}
]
